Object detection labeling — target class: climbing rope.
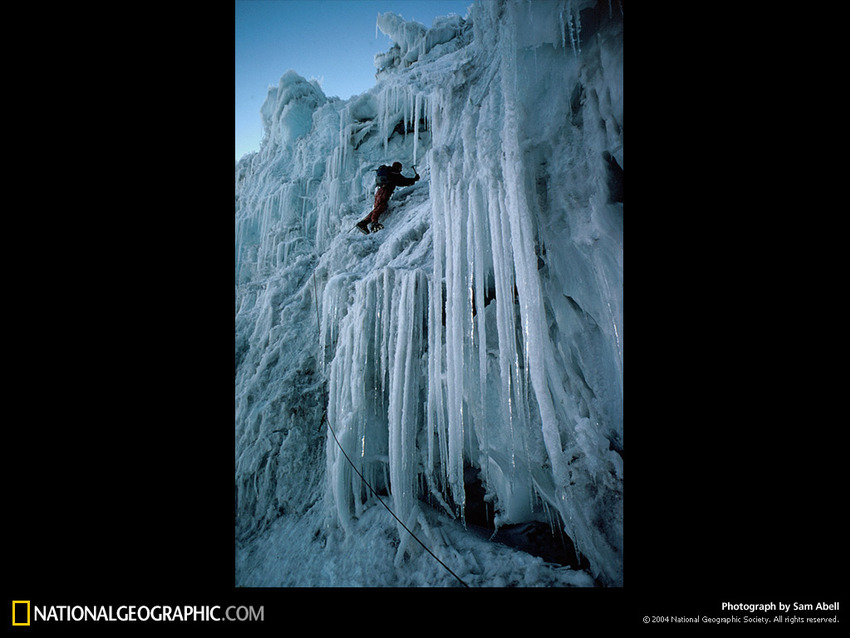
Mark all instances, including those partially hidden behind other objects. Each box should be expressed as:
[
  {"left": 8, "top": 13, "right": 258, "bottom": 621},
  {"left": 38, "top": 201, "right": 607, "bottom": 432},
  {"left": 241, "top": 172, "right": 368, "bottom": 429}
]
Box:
[
  {"left": 323, "top": 411, "right": 470, "bottom": 588},
  {"left": 311, "top": 270, "right": 469, "bottom": 588}
]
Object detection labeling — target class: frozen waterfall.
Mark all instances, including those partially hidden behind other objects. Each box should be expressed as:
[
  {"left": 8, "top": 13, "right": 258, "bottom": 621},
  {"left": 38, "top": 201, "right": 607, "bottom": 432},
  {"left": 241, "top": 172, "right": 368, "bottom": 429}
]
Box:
[{"left": 235, "top": 0, "right": 623, "bottom": 587}]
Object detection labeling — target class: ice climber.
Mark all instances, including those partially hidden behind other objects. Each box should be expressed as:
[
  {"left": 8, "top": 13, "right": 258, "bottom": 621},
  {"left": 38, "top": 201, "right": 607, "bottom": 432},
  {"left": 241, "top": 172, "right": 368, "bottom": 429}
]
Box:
[{"left": 356, "top": 162, "right": 419, "bottom": 234}]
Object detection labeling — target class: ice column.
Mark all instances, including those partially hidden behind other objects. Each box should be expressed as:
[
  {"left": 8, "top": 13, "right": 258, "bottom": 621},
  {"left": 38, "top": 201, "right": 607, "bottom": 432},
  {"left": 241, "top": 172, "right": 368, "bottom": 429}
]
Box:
[
  {"left": 386, "top": 269, "right": 427, "bottom": 554},
  {"left": 323, "top": 268, "right": 428, "bottom": 538},
  {"left": 499, "top": 5, "right": 568, "bottom": 492}
]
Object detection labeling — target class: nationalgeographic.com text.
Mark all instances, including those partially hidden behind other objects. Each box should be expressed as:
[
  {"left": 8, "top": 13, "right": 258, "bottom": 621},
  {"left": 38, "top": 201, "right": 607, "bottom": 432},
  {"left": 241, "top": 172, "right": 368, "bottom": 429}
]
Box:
[{"left": 11, "top": 602, "right": 263, "bottom": 626}]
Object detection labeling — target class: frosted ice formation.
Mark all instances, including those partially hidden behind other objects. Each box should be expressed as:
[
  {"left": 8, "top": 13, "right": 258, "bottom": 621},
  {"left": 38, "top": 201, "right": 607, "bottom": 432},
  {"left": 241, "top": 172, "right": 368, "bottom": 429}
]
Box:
[
  {"left": 374, "top": 11, "right": 471, "bottom": 72},
  {"left": 236, "top": 0, "right": 623, "bottom": 587}
]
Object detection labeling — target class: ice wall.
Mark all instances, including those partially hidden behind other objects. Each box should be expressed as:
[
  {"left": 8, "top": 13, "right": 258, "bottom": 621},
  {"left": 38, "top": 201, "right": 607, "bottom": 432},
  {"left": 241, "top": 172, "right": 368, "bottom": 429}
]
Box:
[{"left": 235, "top": 0, "right": 623, "bottom": 586}]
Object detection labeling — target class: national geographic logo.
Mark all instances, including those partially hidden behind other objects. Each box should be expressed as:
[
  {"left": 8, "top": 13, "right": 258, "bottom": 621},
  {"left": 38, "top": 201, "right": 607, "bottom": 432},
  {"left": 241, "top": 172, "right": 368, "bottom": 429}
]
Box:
[{"left": 11, "top": 601, "right": 30, "bottom": 626}]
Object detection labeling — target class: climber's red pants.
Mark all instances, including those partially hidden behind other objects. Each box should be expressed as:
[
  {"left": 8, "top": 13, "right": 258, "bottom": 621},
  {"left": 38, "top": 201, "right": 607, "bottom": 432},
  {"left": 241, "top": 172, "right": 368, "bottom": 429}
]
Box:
[{"left": 363, "top": 186, "right": 392, "bottom": 223}]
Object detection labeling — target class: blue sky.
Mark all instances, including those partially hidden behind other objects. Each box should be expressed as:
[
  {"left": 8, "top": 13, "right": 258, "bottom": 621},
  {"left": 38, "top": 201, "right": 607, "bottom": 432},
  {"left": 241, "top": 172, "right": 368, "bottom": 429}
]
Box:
[{"left": 235, "top": 0, "right": 473, "bottom": 161}]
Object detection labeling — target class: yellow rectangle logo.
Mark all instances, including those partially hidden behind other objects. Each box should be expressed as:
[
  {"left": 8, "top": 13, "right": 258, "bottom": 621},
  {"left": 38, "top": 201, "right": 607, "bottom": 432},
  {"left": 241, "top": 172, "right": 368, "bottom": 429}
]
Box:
[{"left": 12, "top": 601, "right": 30, "bottom": 626}]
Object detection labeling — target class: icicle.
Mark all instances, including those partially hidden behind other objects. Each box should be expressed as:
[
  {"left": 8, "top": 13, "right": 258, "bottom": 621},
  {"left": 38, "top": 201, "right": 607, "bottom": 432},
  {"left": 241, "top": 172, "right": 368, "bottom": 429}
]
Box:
[
  {"left": 487, "top": 184, "right": 515, "bottom": 467},
  {"left": 470, "top": 180, "right": 490, "bottom": 488},
  {"left": 393, "top": 504, "right": 421, "bottom": 566},
  {"left": 402, "top": 89, "right": 409, "bottom": 142},
  {"left": 562, "top": 1, "right": 581, "bottom": 56},
  {"left": 441, "top": 158, "right": 467, "bottom": 519},
  {"left": 574, "top": 4, "right": 582, "bottom": 54},
  {"left": 380, "top": 87, "right": 389, "bottom": 155},
  {"left": 426, "top": 154, "right": 451, "bottom": 509},
  {"left": 387, "top": 270, "right": 427, "bottom": 534},
  {"left": 413, "top": 93, "right": 420, "bottom": 166}
]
